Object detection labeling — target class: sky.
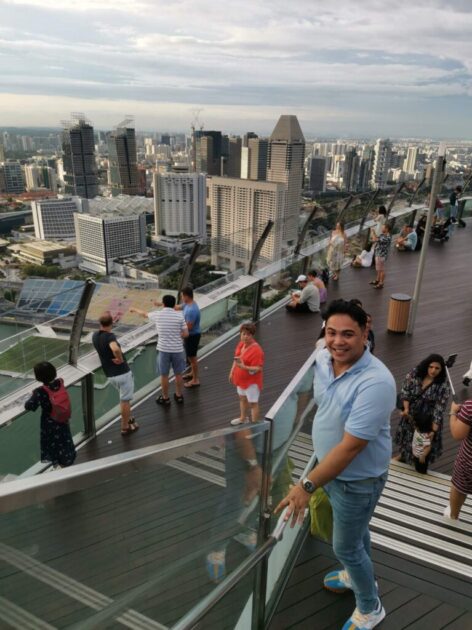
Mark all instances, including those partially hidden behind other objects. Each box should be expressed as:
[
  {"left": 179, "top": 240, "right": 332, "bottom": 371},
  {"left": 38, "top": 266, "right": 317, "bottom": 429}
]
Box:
[{"left": 0, "top": 0, "right": 471, "bottom": 138}]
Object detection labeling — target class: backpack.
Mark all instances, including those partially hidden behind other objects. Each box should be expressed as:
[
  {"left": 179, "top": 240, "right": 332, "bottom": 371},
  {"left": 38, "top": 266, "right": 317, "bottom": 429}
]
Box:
[{"left": 43, "top": 378, "right": 71, "bottom": 424}]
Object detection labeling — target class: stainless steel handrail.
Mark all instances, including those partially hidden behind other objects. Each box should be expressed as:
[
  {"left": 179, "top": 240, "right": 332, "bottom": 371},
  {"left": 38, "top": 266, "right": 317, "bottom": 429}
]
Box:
[{"left": 0, "top": 421, "right": 270, "bottom": 513}]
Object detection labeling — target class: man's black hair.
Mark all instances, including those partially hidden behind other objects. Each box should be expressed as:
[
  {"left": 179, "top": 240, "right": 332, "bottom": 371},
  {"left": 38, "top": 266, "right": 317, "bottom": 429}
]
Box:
[
  {"left": 34, "top": 361, "right": 57, "bottom": 384},
  {"left": 182, "top": 286, "right": 194, "bottom": 299},
  {"left": 324, "top": 299, "right": 367, "bottom": 328},
  {"left": 163, "top": 294, "right": 176, "bottom": 308}
]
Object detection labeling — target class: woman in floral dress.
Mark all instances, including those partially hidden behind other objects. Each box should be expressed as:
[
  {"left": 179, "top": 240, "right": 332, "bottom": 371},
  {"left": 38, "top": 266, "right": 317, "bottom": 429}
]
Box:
[
  {"left": 395, "top": 354, "right": 450, "bottom": 465},
  {"left": 326, "top": 221, "right": 347, "bottom": 281}
]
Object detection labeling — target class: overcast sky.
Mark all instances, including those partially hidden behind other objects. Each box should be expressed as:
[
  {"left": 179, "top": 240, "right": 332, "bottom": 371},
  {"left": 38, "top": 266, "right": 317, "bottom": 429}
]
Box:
[{"left": 0, "top": 0, "right": 471, "bottom": 138}]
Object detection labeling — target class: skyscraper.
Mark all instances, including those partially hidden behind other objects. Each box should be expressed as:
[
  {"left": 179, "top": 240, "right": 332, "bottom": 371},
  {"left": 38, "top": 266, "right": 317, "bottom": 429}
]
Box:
[
  {"left": 403, "top": 146, "right": 419, "bottom": 175},
  {"left": 62, "top": 117, "right": 99, "bottom": 199},
  {"left": 247, "top": 138, "right": 268, "bottom": 181},
  {"left": 3, "top": 162, "right": 25, "bottom": 194},
  {"left": 193, "top": 130, "right": 223, "bottom": 175},
  {"left": 32, "top": 196, "right": 82, "bottom": 240},
  {"left": 308, "top": 156, "right": 327, "bottom": 193},
  {"left": 223, "top": 136, "right": 242, "bottom": 178},
  {"left": 209, "top": 176, "right": 287, "bottom": 271},
  {"left": 108, "top": 124, "right": 138, "bottom": 196},
  {"left": 371, "top": 139, "right": 392, "bottom": 188},
  {"left": 266, "top": 115, "right": 305, "bottom": 247},
  {"left": 342, "top": 149, "right": 360, "bottom": 192},
  {"left": 153, "top": 172, "right": 206, "bottom": 239},
  {"left": 0, "top": 143, "right": 5, "bottom": 163}
]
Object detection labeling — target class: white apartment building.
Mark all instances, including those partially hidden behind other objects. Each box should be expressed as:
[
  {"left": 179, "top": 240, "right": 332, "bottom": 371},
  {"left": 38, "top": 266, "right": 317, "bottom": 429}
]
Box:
[
  {"left": 209, "top": 176, "right": 287, "bottom": 271},
  {"left": 371, "top": 138, "right": 392, "bottom": 188},
  {"left": 74, "top": 213, "right": 147, "bottom": 274},
  {"left": 153, "top": 172, "right": 206, "bottom": 240},
  {"left": 32, "top": 196, "right": 82, "bottom": 240},
  {"left": 403, "top": 146, "right": 419, "bottom": 175}
]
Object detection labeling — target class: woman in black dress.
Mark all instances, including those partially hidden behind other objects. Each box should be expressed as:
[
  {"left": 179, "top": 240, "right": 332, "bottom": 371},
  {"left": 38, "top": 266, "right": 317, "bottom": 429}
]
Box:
[
  {"left": 25, "top": 361, "right": 76, "bottom": 468},
  {"left": 394, "top": 354, "right": 450, "bottom": 465}
]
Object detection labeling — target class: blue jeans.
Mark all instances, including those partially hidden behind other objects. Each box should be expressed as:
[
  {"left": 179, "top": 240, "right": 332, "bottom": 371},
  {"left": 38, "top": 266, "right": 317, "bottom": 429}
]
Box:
[{"left": 324, "top": 474, "right": 387, "bottom": 614}]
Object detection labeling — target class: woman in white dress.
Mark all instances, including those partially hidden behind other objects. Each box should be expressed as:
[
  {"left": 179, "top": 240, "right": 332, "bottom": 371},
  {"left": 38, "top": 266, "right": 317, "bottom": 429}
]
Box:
[{"left": 326, "top": 221, "right": 347, "bottom": 281}]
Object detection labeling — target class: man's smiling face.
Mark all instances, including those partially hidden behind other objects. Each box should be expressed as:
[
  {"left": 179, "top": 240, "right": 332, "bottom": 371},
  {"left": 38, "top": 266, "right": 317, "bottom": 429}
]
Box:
[{"left": 325, "top": 314, "right": 367, "bottom": 369}]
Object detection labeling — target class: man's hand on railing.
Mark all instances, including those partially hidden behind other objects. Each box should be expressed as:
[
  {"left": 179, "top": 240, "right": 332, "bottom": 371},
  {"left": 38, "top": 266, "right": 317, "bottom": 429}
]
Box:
[{"left": 274, "top": 483, "right": 310, "bottom": 528}]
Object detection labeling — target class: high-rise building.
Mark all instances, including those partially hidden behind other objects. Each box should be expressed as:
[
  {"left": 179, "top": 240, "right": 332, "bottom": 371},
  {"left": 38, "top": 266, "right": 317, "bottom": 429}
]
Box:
[
  {"left": 193, "top": 130, "right": 223, "bottom": 175},
  {"left": 160, "top": 133, "right": 171, "bottom": 146},
  {"left": 342, "top": 149, "right": 360, "bottom": 191},
  {"left": 403, "top": 146, "right": 419, "bottom": 175},
  {"left": 108, "top": 125, "right": 138, "bottom": 196},
  {"left": 74, "top": 212, "right": 147, "bottom": 274},
  {"left": 3, "top": 162, "right": 25, "bottom": 194},
  {"left": 25, "top": 165, "right": 42, "bottom": 191},
  {"left": 209, "top": 176, "right": 287, "bottom": 271},
  {"left": 247, "top": 138, "right": 269, "bottom": 181},
  {"left": 32, "top": 196, "right": 82, "bottom": 240},
  {"left": 223, "top": 136, "right": 242, "bottom": 178},
  {"left": 62, "top": 117, "right": 99, "bottom": 199},
  {"left": 370, "top": 139, "right": 392, "bottom": 188},
  {"left": 0, "top": 143, "right": 5, "bottom": 163},
  {"left": 266, "top": 115, "right": 305, "bottom": 247},
  {"left": 308, "top": 156, "right": 327, "bottom": 193},
  {"left": 153, "top": 173, "right": 206, "bottom": 239}
]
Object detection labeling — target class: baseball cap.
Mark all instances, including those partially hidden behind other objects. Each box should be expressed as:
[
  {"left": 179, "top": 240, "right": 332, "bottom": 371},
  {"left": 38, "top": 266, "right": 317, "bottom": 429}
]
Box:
[{"left": 295, "top": 274, "right": 307, "bottom": 283}]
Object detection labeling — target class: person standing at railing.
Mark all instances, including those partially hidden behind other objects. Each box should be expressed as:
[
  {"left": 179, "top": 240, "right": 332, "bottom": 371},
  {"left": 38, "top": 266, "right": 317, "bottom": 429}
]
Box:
[
  {"left": 229, "top": 322, "right": 264, "bottom": 426},
  {"left": 175, "top": 286, "right": 201, "bottom": 389},
  {"left": 25, "top": 361, "right": 76, "bottom": 468},
  {"left": 370, "top": 223, "right": 392, "bottom": 289},
  {"left": 276, "top": 299, "right": 396, "bottom": 630},
  {"left": 370, "top": 205, "right": 387, "bottom": 240},
  {"left": 326, "top": 221, "right": 347, "bottom": 281},
  {"left": 92, "top": 312, "right": 139, "bottom": 436},
  {"left": 449, "top": 186, "right": 462, "bottom": 224}
]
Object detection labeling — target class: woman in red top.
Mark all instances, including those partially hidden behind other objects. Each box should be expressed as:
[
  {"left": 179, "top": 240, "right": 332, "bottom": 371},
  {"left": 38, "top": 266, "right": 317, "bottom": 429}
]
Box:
[{"left": 229, "top": 322, "right": 264, "bottom": 426}]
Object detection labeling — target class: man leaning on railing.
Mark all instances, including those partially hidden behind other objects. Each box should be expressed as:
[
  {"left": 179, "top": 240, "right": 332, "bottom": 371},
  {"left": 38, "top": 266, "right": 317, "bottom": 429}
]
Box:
[{"left": 276, "top": 299, "right": 396, "bottom": 630}]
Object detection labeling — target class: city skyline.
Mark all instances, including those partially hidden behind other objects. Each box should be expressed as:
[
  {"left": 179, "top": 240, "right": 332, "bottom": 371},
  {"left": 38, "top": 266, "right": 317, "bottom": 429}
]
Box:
[{"left": 0, "top": 1, "right": 471, "bottom": 137}]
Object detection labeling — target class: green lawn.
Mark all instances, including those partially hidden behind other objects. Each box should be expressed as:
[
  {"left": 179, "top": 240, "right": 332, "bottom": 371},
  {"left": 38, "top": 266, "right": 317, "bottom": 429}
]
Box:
[{"left": 0, "top": 336, "right": 91, "bottom": 374}]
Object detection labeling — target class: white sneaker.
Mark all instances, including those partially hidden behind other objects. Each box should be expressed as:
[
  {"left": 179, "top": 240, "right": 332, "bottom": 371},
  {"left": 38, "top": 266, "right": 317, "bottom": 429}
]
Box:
[
  {"left": 230, "top": 417, "right": 248, "bottom": 426},
  {"left": 443, "top": 505, "right": 458, "bottom": 520},
  {"left": 342, "top": 600, "right": 386, "bottom": 629}
]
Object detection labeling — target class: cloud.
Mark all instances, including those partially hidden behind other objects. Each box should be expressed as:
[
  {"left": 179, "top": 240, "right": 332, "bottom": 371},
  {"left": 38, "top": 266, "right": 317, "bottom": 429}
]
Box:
[{"left": 0, "top": 0, "right": 471, "bottom": 135}]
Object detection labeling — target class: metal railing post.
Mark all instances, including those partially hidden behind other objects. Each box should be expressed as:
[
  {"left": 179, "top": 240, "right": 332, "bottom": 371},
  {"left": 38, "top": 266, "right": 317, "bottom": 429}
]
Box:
[
  {"left": 248, "top": 221, "right": 274, "bottom": 276},
  {"left": 68, "top": 279, "right": 96, "bottom": 367},
  {"left": 251, "top": 420, "right": 273, "bottom": 630},
  {"left": 177, "top": 241, "right": 201, "bottom": 302},
  {"left": 252, "top": 279, "right": 264, "bottom": 322},
  {"left": 81, "top": 373, "right": 96, "bottom": 438},
  {"left": 385, "top": 182, "right": 406, "bottom": 218},
  {"left": 294, "top": 206, "right": 318, "bottom": 257},
  {"left": 408, "top": 209, "right": 418, "bottom": 228}
]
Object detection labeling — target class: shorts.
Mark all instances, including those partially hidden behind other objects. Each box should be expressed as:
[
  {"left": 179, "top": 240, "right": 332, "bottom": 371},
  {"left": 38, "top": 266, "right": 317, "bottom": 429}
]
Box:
[
  {"left": 237, "top": 384, "right": 261, "bottom": 403},
  {"left": 158, "top": 351, "right": 186, "bottom": 376},
  {"left": 108, "top": 371, "right": 134, "bottom": 401},
  {"left": 184, "top": 333, "right": 201, "bottom": 358},
  {"left": 375, "top": 256, "right": 386, "bottom": 271}
]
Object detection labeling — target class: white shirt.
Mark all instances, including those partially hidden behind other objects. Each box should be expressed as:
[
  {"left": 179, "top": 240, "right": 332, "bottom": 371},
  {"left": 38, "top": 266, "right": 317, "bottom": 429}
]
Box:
[{"left": 148, "top": 308, "right": 188, "bottom": 353}]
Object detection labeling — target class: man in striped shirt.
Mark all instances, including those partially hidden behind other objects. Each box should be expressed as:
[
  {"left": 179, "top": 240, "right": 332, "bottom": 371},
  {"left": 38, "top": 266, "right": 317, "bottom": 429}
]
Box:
[{"left": 130, "top": 294, "right": 188, "bottom": 406}]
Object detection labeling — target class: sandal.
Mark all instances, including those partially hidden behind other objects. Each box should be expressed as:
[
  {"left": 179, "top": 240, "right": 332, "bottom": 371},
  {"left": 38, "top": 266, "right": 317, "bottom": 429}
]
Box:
[
  {"left": 374, "top": 283, "right": 384, "bottom": 289},
  {"left": 121, "top": 417, "right": 140, "bottom": 436},
  {"left": 156, "top": 395, "right": 171, "bottom": 406},
  {"left": 369, "top": 280, "right": 379, "bottom": 285},
  {"left": 174, "top": 393, "right": 184, "bottom": 404}
]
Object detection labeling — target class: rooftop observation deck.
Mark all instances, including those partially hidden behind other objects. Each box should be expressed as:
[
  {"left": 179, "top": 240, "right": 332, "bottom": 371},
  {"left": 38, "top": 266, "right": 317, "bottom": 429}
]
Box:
[{"left": 0, "top": 219, "right": 471, "bottom": 629}]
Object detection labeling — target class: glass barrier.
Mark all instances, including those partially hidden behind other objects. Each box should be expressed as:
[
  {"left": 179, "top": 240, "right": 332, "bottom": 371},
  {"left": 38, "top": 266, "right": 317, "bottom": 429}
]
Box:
[{"left": 0, "top": 422, "right": 270, "bottom": 629}]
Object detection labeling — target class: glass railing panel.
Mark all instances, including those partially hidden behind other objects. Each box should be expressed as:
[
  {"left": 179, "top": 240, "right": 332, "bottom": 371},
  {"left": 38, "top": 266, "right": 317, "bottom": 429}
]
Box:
[
  {"left": 0, "top": 422, "right": 269, "bottom": 629},
  {"left": 260, "top": 258, "right": 305, "bottom": 311},
  {"left": 0, "top": 379, "right": 84, "bottom": 476}
]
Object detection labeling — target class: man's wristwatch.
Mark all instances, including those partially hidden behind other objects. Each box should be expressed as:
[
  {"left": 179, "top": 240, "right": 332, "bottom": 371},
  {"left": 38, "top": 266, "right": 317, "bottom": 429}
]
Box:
[
  {"left": 301, "top": 477, "right": 317, "bottom": 494},
  {"left": 245, "top": 458, "right": 259, "bottom": 470}
]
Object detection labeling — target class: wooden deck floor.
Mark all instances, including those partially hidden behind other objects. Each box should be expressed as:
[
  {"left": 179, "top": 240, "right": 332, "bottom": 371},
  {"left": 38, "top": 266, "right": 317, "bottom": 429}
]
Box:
[
  {"left": 269, "top": 536, "right": 472, "bottom": 630},
  {"left": 78, "top": 223, "right": 472, "bottom": 476}
]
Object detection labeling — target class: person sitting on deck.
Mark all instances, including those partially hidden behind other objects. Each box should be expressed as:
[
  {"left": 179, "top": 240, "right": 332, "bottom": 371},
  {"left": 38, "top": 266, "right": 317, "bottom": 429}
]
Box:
[
  {"left": 351, "top": 244, "right": 374, "bottom": 268},
  {"left": 286, "top": 275, "right": 320, "bottom": 313},
  {"left": 395, "top": 226, "right": 417, "bottom": 251},
  {"left": 307, "top": 269, "right": 328, "bottom": 303}
]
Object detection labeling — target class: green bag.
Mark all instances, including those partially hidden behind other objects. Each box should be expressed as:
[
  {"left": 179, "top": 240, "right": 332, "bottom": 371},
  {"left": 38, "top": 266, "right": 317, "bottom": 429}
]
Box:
[{"left": 309, "top": 487, "right": 333, "bottom": 542}]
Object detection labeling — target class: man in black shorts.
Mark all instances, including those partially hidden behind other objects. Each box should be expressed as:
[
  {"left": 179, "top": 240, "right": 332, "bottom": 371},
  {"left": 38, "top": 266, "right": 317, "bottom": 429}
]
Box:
[{"left": 178, "top": 287, "right": 201, "bottom": 388}]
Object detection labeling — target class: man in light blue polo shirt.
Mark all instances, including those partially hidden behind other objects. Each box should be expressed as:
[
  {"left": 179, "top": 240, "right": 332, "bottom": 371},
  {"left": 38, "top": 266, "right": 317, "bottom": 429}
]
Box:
[{"left": 276, "top": 299, "right": 395, "bottom": 630}]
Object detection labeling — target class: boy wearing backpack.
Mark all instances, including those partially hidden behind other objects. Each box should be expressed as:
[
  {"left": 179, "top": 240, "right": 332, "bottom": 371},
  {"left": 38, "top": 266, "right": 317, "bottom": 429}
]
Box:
[{"left": 25, "top": 361, "right": 76, "bottom": 468}]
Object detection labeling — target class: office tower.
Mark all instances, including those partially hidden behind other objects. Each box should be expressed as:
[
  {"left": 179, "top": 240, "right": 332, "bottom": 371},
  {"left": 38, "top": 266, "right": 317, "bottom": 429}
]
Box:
[
  {"left": 342, "top": 149, "right": 360, "bottom": 191},
  {"left": 0, "top": 143, "right": 5, "bottom": 163},
  {"left": 32, "top": 196, "right": 82, "bottom": 240},
  {"left": 3, "top": 162, "right": 25, "bottom": 193},
  {"left": 313, "top": 142, "right": 330, "bottom": 157},
  {"left": 62, "top": 117, "right": 99, "bottom": 198},
  {"left": 209, "top": 176, "right": 287, "bottom": 271},
  {"left": 308, "top": 156, "right": 327, "bottom": 193},
  {"left": 223, "top": 136, "right": 242, "bottom": 178},
  {"left": 193, "top": 130, "right": 223, "bottom": 175},
  {"left": 25, "top": 165, "right": 42, "bottom": 191},
  {"left": 0, "top": 168, "right": 5, "bottom": 193},
  {"left": 153, "top": 172, "right": 206, "bottom": 239},
  {"left": 160, "top": 133, "right": 171, "bottom": 146},
  {"left": 370, "top": 138, "right": 392, "bottom": 188},
  {"left": 108, "top": 124, "right": 138, "bottom": 196},
  {"left": 243, "top": 132, "right": 258, "bottom": 147},
  {"left": 248, "top": 138, "right": 269, "bottom": 181},
  {"left": 74, "top": 212, "right": 147, "bottom": 274},
  {"left": 403, "top": 146, "right": 419, "bottom": 175},
  {"left": 266, "top": 115, "right": 305, "bottom": 246},
  {"left": 145, "top": 138, "right": 155, "bottom": 157}
]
